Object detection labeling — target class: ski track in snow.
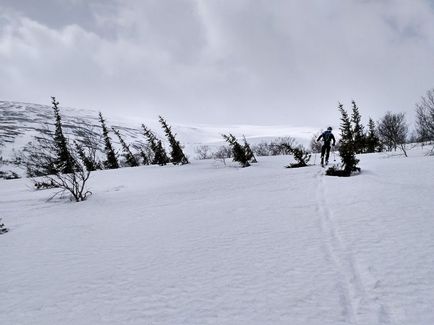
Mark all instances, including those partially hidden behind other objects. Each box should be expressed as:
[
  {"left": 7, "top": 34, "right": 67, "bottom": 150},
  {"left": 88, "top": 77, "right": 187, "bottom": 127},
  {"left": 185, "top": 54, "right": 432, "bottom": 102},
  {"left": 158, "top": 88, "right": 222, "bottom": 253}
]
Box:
[{"left": 315, "top": 169, "right": 393, "bottom": 325}]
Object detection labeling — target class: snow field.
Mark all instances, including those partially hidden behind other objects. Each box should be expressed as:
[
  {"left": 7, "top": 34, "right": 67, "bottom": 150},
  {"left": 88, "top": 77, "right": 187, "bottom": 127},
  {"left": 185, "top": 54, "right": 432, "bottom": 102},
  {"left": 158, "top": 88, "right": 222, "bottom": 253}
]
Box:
[{"left": 1, "top": 147, "right": 433, "bottom": 324}]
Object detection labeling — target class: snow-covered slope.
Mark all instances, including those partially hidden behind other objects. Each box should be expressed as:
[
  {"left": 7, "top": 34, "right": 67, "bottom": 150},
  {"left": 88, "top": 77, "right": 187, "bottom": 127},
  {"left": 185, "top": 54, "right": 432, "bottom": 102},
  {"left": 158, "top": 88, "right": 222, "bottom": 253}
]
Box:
[
  {"left": 0, "top": 100, "right": 317, "bottom": 161},
  {"left": 0, "top": 100, "right": 146, "bottom": 159},
  {"left": 1, "top": 146, "right": 433, "bottom": 325}
]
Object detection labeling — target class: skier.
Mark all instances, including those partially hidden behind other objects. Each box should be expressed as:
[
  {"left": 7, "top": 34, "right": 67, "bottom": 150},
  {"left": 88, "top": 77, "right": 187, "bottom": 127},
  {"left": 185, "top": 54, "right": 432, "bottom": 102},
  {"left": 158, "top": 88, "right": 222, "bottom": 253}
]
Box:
[{"left": 317, "top": 126, "right": 336, "bottom": 166}]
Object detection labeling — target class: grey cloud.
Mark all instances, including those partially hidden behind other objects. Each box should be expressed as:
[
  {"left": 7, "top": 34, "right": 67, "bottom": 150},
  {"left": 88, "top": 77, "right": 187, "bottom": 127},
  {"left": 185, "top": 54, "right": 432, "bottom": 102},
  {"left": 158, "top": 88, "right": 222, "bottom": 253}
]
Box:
[
  {"left": 0, "top": 0, "right": 105, "bottom": 30},
  {"left": 1, "top": 0, "right": 434, "bottom": 128}
]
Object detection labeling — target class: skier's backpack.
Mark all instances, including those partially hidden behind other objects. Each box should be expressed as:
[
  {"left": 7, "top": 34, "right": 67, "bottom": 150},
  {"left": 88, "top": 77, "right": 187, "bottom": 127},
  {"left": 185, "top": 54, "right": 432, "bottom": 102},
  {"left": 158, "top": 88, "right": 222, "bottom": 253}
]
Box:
[{"left": 323, "top": 131, "right": 332, "bottom": 142}]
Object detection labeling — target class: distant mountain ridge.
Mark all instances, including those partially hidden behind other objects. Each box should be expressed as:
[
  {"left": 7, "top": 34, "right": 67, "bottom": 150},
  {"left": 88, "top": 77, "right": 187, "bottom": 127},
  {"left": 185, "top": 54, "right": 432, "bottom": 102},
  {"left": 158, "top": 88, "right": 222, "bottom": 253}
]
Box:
[
  {"left": 0, "top": 100, "right": 317, "bottom": 163},
  {"left": 0, "top": 100, "right": 146, "bottom": 157}
]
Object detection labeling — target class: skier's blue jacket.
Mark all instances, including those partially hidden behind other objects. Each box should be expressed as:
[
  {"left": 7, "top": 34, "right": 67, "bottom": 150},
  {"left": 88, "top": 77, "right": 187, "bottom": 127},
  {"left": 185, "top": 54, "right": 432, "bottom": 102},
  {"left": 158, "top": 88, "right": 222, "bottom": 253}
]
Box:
[{"left": 317, "top": 130, "right": 336, "bottom": 146}]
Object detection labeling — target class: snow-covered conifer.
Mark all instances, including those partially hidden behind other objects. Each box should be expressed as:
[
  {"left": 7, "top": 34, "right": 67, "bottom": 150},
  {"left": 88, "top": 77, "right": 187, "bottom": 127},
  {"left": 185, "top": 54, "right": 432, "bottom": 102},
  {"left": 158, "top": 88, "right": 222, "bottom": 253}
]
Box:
[
  {"left": 142, "top": 124, "right": 169, "bottom": 165},
  {"left": 98, "top": 112, "right": 119, "bottom": 169},
  {"left": 74, "top": 141, "right": 98, "bottom": 171},
  {"left": 51, "top": 97, "right": 75, "bottom": 173},
  {"left": 365, "top": 117, "right": 381, "bottom": 153},
  {"left": 242, "top": 135, "right": 257, "bottom": 163},
  {"left": 288, "top": 145, "right": 311, "bottom": 168},
  {"left": 327, "top": 103, "right": 360, "bottom": 176},
  {"left": 159, "top": 116, "right": 188, "bottom": 165},
  {"left": 222, "top": 134, "right": 250, "bottom": 167},
  {"left": 338, "top": 103, "right": 359, "bottom": 174},
  {"left": 351, "top": 100, "right": 366, "bottom": 154},
  {"left": 112, "top": 128, "right": 139, "bottom": 167}
]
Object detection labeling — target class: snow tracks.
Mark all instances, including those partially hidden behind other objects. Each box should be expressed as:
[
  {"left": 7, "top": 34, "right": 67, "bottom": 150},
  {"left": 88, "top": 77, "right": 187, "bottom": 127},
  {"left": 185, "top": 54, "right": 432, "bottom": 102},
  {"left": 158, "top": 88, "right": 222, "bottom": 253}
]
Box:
[{"left": 315, "top": 169, "right": 393, "bottom": 324}]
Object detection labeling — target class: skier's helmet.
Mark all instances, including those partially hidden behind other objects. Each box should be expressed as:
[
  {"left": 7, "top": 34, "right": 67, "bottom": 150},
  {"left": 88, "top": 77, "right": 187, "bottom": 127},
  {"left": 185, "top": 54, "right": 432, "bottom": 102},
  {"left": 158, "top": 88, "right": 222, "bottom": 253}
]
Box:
[{"left": 327, "top": 126, "right": 332, "bottom": 131}]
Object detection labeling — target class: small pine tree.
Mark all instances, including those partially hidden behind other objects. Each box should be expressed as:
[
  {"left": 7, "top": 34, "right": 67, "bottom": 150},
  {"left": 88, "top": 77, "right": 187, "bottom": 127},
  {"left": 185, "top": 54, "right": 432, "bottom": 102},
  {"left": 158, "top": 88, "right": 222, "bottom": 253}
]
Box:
[
  {"left": 98, "top": 112, "right": 119, "bottom": 169},
  {"left": 351, "top": 100, "right": 366, "bottom": 154},
  {"left": 51, "top": 97, "right": 74, "bottom": 173},
  {"left": 222, "top": 134, "right": 250, "bottom": 167},
  {"left": 0, "top": 218, "right": 8, "bottom": 234},
  {"left": 130, "top": 142, "right": 152, "bottom": 165},
  {"left": 365, "top": 117, "right": 381, "bottom": 153},
  {"left": 140, "top": 149, "right": 150, "bottom": 165},
  {"left": 158, "top": 116, "right": 188, "bottom": 165},
  {"left": 142, "top": 124, "right": 170, "bottom": 165},
  {"left": 112, "top": 128, "right": 139, "bottom": 167},
  {"left": 242, "top": 135, "right": 257, "bottom": 163},
  {"left": 289, "top": 145, "right": 311, "bottom": 168},
  {"left": 142, "top": 125, "right": 157, "bottom": 162},
  {"left": 336, "top": 103, "right": 359, "bottom": 175},
  {"left": 155, "top": 139, "right": 170, "bottom": 166},
  {"left": 74, "top": 141, "right": 97, "bottom": 171}
]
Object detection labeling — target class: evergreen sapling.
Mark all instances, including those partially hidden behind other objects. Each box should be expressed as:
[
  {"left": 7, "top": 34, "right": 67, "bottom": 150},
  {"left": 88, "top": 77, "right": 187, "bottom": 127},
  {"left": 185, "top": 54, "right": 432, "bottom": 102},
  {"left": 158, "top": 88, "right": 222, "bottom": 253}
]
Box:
[
  {"left": 98, "top": 112, "right": 119, "bottom": 169},
  {"left": 242, "top": 135, "right": 257, "bottom": 163},
  {"left": 287, "top": 145, "right": 311, "bottom": 168},
  {"left": 222, "top": 134, "right": 250, "bottom": 167},
  {"left": 74, "top": 141, "right": 97, "bottom": 171},
  {"left": 51, "top": 97, "right": 75, "bottom": 174},
  {"left": 142, "top": 124, "right": 169, "bottom": 165},
  {"left": 326, "top": 103, "right": 360, "bottom": 176},
  {"left": 351, "top": 100, "right": 366, "bottom": 154},
  {"left": 365, "top": 117, "right": 381, "bottom": 153},
  {"left": 158, "top": 116, "right": 189, "bottom": 165},
  {"left": 112, "top": 128, "right": 139, "bottom": 167}
]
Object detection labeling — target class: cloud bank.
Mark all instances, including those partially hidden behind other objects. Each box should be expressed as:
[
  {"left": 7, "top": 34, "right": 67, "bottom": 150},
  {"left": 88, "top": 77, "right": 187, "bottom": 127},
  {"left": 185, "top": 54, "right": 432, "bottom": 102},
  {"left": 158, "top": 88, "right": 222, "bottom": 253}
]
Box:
[{"left": 1, "top": 0, "right": 434, "bottom": 128}]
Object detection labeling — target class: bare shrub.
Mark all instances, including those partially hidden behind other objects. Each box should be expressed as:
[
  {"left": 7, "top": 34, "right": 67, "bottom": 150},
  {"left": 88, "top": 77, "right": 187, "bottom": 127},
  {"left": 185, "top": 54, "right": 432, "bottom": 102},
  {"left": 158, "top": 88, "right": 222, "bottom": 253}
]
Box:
[
  {"left": 310, "top": 133, "right": 322, "bottom": 153},
  {"left": 195, "top": 145, "right": 212, "bottom": 160},
  {"left": 212, "top": 145, "right": 232, "bottom": 165},
  {"left": 251, "top": 141, "right": 271, "bottom": 156},
  {"left": 378, "top": 112, "right": 409, "bottom": 157},
  {"left": 25, "top": 136, "right": 93, "bottom": 202},
  {"left": 415, "top": 88, "right": 434, "bottom": 142}
]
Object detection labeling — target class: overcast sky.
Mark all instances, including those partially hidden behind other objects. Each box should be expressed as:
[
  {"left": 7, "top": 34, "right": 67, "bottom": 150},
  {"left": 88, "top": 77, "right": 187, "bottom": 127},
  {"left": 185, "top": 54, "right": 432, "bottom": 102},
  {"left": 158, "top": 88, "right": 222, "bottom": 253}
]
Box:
[{"left": 1, "top": 0, "right": 434, "bottom": 128}]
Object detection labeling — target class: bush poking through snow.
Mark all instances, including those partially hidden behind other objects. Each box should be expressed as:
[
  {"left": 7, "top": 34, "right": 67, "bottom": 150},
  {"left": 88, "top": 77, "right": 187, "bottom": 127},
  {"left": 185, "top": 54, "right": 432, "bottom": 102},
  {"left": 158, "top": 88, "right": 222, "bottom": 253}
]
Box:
[
  {"left": 20, "top": 97, "right": 94, "bottom": 202},
  {"left": 195, "top": 145, "right": 212, "bottom": 160},
  {"left": 222, "top": 134, "right": 250, "bottom": 167},
  {"left": 0, "top": 218, "right": 8, "bottom": 234},
  {"left": 278, "top": 142, "right": 311, "bottom": 168},
  {"left": 0, "top": 171, "right": 20, "bottom": 180},
  {"left": 242, "top": 136, "right": 257, "bottom": 163},
  {"left": 325, "top": 165, "right": 360, "bottom": 177},
  {"left": 40, "top": 162, "right": 92, "bottom": 202},
  {"left": 286, "top": 145, "right": 311, "bottom": 168},
  {"left": 33, "top": 180, "right": 59, "bottom": 190}
]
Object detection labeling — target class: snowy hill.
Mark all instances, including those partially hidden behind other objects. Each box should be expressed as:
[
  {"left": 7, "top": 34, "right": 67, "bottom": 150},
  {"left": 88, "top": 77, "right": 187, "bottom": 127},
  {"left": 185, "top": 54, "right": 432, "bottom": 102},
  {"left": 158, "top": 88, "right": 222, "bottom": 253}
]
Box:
[
  {"left": 1, "top": 146, "right": 433, "bottom": 324},
  {"left": 0, "top": 100, "right": 146, "bottom": 159},
  {"left": 0, "top": 100, "right": 317, "bottom": 162}
]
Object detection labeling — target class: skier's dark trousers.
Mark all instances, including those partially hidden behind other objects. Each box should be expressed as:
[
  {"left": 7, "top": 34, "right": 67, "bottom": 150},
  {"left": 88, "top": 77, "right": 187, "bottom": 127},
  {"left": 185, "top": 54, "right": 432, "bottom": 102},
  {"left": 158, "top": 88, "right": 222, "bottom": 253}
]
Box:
[{"left": 317, "top": 127, "right": 336, "bottom": 166}]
